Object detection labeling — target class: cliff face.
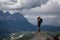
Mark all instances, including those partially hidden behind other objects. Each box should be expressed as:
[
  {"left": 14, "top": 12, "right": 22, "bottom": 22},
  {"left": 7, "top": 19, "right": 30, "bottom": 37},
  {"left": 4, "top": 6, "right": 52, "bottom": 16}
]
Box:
[{"left": 31, "top": 32, "right": 54, "bottom": 40}]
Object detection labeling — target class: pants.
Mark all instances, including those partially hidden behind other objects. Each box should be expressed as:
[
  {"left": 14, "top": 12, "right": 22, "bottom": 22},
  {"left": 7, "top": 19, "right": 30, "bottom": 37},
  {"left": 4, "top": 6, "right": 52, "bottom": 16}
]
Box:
[{"left": 38, "top": 22, "right": 41, "bottom": 32}]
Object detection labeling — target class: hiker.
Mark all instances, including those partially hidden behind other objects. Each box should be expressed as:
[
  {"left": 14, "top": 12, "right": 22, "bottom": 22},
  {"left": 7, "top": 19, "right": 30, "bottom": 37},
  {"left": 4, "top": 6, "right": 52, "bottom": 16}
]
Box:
[{"left": 37, "top": 17, "right": 43, "bottom": 32}]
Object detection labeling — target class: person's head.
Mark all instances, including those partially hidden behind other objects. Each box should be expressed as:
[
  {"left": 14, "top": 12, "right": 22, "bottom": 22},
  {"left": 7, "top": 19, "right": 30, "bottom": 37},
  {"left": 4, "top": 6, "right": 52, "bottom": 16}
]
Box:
[{"left": 37, "top": 16, "right": 40, "bottom": 20}]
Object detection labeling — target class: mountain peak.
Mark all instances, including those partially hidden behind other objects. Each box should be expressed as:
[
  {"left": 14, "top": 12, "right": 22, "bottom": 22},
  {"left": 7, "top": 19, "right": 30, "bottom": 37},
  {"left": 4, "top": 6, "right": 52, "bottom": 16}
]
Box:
[
  {"left": 0, "top": 10, "right": 3, "bottom": 13},
  {"left": 0, "top": 10, "right": 37, "bottom": 34},
  {"left": 31, "top": 32, "right": 54, "bottom": 40},
  {"left": 0, "top": 10, "right": 3, "bottom": 16}
]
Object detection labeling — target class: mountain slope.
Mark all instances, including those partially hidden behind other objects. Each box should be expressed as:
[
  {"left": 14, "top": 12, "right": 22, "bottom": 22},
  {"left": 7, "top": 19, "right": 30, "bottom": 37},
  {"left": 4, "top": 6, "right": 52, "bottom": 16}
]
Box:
[{"left": 0, "top": 10, "right": 37, "bottom": 36}]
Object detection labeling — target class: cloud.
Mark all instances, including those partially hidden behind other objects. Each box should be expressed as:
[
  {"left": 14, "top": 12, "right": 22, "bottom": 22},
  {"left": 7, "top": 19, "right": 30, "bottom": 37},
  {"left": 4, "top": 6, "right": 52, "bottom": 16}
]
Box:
[
  {"left": 0, "top": 0, "right": 60, "bottom": 26},
  {"left": 23, "top": 0, "right": 60, "bottom": 26},
  {"left": 22, "top": 0, "right": 60, "bottom": 17},
  {"left": 22, "top": 0, "right": 60, "bottom": 15},
  {"left": 53, "top": 0, "right": 60, "bottom": 5},
  {"left": 0, "top": 0, "right": 48, "bottom": 11}
]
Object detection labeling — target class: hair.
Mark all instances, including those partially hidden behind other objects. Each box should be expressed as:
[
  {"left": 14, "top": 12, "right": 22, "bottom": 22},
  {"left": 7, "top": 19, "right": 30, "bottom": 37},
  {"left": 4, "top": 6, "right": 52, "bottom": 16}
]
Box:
[{"left": 37, "top": 16, "right": 40, "bottom": 19}]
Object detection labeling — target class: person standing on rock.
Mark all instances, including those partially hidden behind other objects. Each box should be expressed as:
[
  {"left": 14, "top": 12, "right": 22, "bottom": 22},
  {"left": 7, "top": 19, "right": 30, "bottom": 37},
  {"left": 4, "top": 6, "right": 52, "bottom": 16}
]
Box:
[{"left": 37, "top": 17, "right": 43, "bottom": 32}]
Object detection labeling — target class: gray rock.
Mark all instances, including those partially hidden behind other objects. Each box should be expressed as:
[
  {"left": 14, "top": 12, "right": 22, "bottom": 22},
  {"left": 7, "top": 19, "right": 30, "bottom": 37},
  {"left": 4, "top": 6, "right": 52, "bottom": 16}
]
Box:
[{"left": 31, "top": 32, "right": 54, "bottom": 40}]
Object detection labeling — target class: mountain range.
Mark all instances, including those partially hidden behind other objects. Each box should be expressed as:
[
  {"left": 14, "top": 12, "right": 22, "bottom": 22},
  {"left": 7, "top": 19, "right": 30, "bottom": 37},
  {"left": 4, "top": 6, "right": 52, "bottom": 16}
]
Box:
[
  {"left": 0, "top": 10, "right": 37, "bottom": 36},
  {"left": 41, "top": 25, "right": 60, "bottom": 32},
  {"left": 0, "top": 10, "right": 60, "bottom": 36}
]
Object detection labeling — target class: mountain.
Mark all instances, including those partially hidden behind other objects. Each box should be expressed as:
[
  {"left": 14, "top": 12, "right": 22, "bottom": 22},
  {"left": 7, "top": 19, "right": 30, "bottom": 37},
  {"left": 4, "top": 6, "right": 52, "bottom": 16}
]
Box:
[
  {"left": 0, "top": 10, "right": 37, "bottom": 36},
  {"left": 41, "top": 25, "right": 60, "bottom": 32}
]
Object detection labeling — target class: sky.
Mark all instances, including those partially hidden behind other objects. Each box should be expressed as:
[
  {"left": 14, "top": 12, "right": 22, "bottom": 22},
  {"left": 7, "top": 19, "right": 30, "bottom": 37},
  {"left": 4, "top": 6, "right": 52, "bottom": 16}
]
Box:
[{"left": 0, "top": 0, "right": 60, "bottom": 26}]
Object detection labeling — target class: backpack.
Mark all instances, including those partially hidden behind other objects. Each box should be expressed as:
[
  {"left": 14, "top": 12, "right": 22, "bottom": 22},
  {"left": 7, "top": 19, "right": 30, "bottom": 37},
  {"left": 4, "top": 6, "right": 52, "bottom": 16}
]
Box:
[{"left": 40, "top": 18, "right": 43, "bottom": 23}]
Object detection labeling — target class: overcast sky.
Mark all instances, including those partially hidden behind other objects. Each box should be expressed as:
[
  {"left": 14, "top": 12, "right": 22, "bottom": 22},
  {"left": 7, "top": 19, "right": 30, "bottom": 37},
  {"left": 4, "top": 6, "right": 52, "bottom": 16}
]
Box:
[{"left": 0, "top": 0, "right": 60, "bottom": 26}]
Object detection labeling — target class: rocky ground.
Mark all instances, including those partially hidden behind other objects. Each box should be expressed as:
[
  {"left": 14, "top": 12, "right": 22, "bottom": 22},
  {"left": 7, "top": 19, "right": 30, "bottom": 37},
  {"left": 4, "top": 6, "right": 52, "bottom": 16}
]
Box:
[
  {"left": 0, "top": 31, "right": 60, "bottom": 40},
  {"left": 31, "top": 32, "right": 54, "bottom": 40}
]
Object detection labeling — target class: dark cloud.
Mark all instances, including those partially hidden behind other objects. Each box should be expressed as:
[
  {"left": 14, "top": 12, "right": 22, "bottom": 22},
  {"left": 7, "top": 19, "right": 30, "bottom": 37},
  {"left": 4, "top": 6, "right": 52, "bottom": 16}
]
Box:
[{"left": 0, "top": 0, "right": 49, "bottom": 10}]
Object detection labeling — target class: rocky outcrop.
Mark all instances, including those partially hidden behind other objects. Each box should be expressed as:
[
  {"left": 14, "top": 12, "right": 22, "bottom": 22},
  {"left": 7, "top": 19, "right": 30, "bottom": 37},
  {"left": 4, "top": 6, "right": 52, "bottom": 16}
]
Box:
[
  {"left": 31, "top": 32, "right": 54, "bottom": 40},
  {"left": 58, "top": 35, "right": 60, "bottom": 40},
  {"left": 54, "top": 34, "right": 60, "bottom": 40}
]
